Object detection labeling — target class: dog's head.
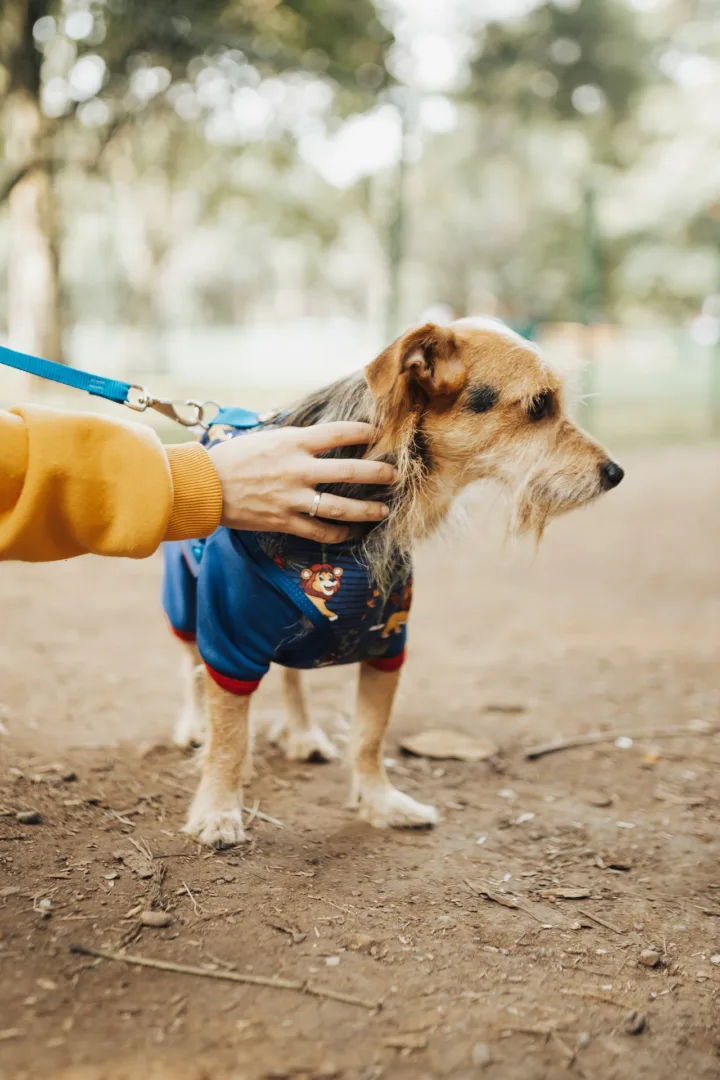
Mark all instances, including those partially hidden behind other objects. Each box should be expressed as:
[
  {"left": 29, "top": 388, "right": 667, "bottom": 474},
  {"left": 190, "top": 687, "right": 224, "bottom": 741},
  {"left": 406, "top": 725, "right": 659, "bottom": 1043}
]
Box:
[{"left": 365, "top": 317, "right": 623, "bottom": 542}]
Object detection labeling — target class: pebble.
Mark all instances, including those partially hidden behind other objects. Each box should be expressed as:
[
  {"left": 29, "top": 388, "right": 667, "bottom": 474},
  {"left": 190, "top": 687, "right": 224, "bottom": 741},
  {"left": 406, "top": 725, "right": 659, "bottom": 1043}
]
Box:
[
  {"left": 139, "top": 910, "right": 172, "bottom": 928},
  {"left": 577, "top": 1032, "right": 591, "bottom": 1049},
  {"left": 16, "top": 810, "right": 42, "bottom": 825},
  {"left": 471, "top": 1043, "right": 492, "bottom": 1067},
  {"left": 587, "top": 791, "right": 613, "bottom": 808},
  {"left": 625, "top": 1010, "right": 647, "bottom": 1035},
  {"left": 348, "top": 932, "right": 375, "bottom": 952},
  {"left": 638, "top": 948, "right": 661, "bottom": 968},
  {"left": 37, "top": 898, "right": 52, "bottom": 920}
]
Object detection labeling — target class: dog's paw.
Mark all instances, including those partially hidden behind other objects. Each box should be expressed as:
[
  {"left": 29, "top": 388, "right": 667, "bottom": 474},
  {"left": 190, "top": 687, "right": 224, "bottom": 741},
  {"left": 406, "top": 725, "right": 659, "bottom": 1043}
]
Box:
[
  {"left": 183, "top": 808, "right": 247, "bottom": 849},
  {"left": 284, "top": 727, "right": 339, "bottom": 763},
  {"left": 357, "top": 786, "right": 440, "bottom": 829},
  {"left": 173, "top": 710, "right": 207, "bottom": 751}
]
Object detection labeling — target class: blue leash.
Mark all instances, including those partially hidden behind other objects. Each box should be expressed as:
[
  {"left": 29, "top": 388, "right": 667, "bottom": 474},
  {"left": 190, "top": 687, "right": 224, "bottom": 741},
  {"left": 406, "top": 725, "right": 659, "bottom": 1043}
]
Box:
[{"left": 0, "top": 343, "right": 259, "bottom": 430}]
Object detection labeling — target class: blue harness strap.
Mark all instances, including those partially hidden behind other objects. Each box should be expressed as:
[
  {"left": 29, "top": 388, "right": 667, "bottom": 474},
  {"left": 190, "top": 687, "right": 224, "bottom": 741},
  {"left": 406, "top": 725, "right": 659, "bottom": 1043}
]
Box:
[
  {"left": 209, "top": 407, "right": 262, "bottom": 429},
  {"left": 0, "top": 344, "right": 133, "bottom": 405}
]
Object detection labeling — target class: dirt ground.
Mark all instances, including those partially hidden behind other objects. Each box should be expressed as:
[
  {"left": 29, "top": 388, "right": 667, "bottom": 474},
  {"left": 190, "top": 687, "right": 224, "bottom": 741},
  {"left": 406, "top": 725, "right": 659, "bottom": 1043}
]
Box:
[{"left": 1, "top": 444, "right": 719, "bottom": 1080}]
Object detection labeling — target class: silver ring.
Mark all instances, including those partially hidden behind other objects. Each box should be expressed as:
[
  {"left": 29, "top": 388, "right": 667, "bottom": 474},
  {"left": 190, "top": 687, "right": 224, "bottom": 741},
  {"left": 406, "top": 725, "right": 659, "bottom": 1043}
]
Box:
[{"left": 309, "top": 492, "right": 322, "bottom": 518}]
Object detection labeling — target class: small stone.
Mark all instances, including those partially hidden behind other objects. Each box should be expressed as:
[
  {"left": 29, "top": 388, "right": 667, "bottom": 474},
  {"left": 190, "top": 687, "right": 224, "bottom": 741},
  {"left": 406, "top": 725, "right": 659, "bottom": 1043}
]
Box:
[
  {"left": 625, "top": 1010, "right": 647, "bottom": 1035},
  {"left": 348, "top": 932, "right": 375, "bottom": 952},
  {"left": 61, "top": 770, "right": 77, "bottom": 782},
  {"left": 471, "top": 1042, "right": 492, "bottom": 1067},
  {"left": 325, "top": 956, "right": 340, "bottom": 967},
  {"left": 16, "top": 810, "right": 42, "bottom": 825},
  {"left": 577, "top": 1032, "right": 591, "bottom": 1049},
  {"left": 710, "top": 955, "right": 720, "bottom": 966},
  {"left": 139, "top": 910, "right": 172, "bottom": 928},
  {"left": 37, "top": 898, "right": 52, "bottom": 920},
  {"left": 639, "top": 949, "right": 660, "bottom": 968},
  {"left": 587, "top": 791, "right": 613, "bottom": 808}
]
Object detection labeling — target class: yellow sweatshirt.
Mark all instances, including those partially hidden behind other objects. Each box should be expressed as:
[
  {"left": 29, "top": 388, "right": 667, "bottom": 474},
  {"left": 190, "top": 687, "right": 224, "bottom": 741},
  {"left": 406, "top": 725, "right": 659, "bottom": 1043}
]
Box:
[{"left": 0, "top": 405, "right": 223, "bottom": 561}]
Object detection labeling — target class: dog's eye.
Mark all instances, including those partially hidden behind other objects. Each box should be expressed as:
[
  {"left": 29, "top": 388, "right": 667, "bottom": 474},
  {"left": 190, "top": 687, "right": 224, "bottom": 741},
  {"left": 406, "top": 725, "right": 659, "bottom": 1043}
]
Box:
[
  {"left": 466, "top": 384, "right": 499, "bottom": 413},
  {"left": 527, "top": 391, "right": 555, "bottom": 422}
]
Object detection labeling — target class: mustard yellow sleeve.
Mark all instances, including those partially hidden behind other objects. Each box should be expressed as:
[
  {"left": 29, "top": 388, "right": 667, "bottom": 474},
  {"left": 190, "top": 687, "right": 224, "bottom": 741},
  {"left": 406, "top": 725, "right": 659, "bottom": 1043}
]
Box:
[{"left": 0, "top": 405, "right": 223, "bottom": 561}]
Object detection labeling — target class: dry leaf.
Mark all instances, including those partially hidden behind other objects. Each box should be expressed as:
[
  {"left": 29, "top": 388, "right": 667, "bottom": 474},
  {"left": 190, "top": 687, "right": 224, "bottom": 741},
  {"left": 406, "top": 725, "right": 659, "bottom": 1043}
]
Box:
[{"left": 399, "top": 728, "right": 497, "bottom": 762}]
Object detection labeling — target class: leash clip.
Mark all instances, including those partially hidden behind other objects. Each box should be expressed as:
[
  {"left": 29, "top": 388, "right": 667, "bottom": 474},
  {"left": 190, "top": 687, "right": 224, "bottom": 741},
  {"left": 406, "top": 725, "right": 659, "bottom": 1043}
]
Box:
[{"left": 124, "top": 385, "right": 218, "bottom": 429}]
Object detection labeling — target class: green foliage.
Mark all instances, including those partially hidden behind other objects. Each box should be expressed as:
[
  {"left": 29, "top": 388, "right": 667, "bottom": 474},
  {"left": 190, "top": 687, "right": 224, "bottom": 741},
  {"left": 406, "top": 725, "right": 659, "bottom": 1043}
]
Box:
[
  {"left": 81, "top": 0, "right": 392, "bottom": 110},
  {"left": 468, "top": 0, "right": 656, "bottom": 130}
]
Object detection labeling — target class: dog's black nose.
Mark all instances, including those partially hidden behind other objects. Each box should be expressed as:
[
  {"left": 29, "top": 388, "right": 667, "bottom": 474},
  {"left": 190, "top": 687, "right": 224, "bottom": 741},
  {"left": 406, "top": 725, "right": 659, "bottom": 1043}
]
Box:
[{"left": 600, "top": 461, "right": 624, "bottom": 490}]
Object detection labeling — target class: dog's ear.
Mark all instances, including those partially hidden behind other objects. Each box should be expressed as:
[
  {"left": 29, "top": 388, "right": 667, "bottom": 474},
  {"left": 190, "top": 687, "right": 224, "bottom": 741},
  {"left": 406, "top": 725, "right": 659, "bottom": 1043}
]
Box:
[{"left": 365, "top": 323, "right": 465, "bottom": 408}]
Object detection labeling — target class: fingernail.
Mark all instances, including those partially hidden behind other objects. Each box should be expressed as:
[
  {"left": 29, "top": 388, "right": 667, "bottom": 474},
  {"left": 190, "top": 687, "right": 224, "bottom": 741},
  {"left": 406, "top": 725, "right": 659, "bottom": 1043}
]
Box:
[
  {"left": 380, "top": 504, "right": 390, "bottom": 518},
  {"left": 391, "top": 468, "right": 399, "bottom": 481}
]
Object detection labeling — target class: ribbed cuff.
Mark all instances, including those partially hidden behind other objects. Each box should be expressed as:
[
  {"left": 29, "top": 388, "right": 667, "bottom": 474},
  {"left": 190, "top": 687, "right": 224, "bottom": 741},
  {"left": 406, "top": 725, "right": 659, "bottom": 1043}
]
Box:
[{"left": 164, "top": 443, "right": 223, "bottom": 541}]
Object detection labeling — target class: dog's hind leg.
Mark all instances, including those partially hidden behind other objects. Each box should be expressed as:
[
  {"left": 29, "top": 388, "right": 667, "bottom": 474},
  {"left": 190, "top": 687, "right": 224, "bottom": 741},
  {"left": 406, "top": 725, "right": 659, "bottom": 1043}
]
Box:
[
  {"left": 271, "top": 668, "right": 339, "bottom": 763},
  {"left": 348, "top": 663, "right": 439, "bottom": 829},
  {"left": 184, "top": 676, "right": 251, "bottom": 849},
  {"left": 173, "top": 641, "right": 208, "bottom": 750}
]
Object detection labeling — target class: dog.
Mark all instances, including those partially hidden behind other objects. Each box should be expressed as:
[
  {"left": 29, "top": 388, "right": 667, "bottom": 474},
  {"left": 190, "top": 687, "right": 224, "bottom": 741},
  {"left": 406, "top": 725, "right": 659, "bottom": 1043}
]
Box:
[{"left": 162, "top": 317, "right": 624, "bottom": 848}]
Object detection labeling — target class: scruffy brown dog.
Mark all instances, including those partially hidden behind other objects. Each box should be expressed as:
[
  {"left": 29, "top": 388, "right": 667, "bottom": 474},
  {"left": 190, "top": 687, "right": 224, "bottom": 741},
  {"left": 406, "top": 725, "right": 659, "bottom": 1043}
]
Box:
[{"left": 170, "top": 318, "right": 623, "bottom": 848}]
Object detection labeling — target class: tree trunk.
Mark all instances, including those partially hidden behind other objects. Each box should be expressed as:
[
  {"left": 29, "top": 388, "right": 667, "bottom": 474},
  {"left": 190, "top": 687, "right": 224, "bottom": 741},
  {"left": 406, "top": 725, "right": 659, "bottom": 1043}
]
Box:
[{"left": 2, "top": 0, "right": 63, "bottom": 363}]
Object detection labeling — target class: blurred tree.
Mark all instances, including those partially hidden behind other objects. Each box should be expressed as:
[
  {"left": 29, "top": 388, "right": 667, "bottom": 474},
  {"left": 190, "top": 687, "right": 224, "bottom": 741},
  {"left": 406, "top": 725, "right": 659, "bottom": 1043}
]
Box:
[
  {"left": 399, "top": 0, "right": 659, "bottom": 327},
  {"left": 0, "top": 0, "right": 393, "bottom": 362},
  {"left": 1, "top": 0, "right": 62, "bottom": 362}
]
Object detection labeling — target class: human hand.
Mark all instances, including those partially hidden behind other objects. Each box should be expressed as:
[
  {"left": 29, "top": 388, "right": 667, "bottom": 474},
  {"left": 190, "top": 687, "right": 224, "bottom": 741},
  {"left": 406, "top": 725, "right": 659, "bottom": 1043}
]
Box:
[{"left": 208, "top": 422, "right": 393, "bottom": 542}]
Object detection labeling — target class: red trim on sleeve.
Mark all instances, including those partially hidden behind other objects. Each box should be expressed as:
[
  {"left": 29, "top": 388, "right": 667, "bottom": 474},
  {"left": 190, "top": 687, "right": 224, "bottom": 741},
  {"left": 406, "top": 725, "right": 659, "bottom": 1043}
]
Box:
[
  {"left": 206, "top": 665, "right": 261, "bottom": 696},
  {"left": 367, "top": 649, "right": 406, "bottom": 673},
  {"left": 169, "top": 625, "right": 196, "bottom": 643}
]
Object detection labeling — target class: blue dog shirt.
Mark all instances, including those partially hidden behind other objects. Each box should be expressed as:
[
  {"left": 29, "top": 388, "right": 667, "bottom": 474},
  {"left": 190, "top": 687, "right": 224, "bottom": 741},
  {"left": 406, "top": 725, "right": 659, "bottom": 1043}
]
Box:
[{"left": 162, "top": 416, "right": 412, "bottom": 695}]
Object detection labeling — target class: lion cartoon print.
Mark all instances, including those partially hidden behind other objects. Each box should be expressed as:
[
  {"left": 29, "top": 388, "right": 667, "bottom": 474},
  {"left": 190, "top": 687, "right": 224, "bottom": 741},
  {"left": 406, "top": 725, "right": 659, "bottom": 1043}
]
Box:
[
  {"left": 379, "top": 581, "right": 413, "bottom": 639},
  {"left": 300, "top": 563, "right": 344, "bottom": 621}
]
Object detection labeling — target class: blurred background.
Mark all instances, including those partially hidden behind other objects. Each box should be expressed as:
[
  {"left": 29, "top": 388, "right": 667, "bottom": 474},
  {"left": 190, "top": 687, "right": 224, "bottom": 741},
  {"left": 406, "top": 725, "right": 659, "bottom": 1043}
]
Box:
[{"left": 1, "top": 0, "right": 720, "bottom": 444}]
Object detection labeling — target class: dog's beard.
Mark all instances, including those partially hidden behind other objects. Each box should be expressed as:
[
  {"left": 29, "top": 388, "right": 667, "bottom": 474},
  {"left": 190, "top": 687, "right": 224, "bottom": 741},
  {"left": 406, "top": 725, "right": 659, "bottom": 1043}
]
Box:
[
  {"left": 474, "top": 445, "right": 604, "bottom": 544},
  {"left": 510, "top": 464, "right": 604, "bottom": 542}
]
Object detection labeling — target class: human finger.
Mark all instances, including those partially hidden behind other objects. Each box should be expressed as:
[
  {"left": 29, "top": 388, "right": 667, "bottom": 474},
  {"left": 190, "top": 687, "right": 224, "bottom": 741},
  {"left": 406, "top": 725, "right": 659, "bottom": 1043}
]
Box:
[
  {"left": 280, "top": 515, "right": 350, "bottom": 544},
  {"left": 296, "top": 491, "right": 389, "bottom": 523},
  {"left": 296, "top": 422, "right": 376, "bottom": 454},
  {"left": 307, "top": 456, "right": 395, "bottom": 487}
]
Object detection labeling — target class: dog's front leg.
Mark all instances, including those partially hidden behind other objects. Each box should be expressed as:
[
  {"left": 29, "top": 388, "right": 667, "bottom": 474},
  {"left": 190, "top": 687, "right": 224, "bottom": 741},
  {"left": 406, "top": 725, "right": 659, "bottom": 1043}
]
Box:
[
  {"left": 349, "top": 663, "right": 439, "bottom": 829},
  {"left": 184, "top": 676, "right": 251, "bottom": 849},
  {"left": 274, "top": 668, "right": 339, "bottom": 762}
]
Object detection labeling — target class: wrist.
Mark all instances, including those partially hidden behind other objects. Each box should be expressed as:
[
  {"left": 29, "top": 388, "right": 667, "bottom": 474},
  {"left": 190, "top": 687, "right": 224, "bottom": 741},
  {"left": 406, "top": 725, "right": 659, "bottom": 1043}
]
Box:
[{"left": 164, "top": 443, "right": 224, "bottom": 541}]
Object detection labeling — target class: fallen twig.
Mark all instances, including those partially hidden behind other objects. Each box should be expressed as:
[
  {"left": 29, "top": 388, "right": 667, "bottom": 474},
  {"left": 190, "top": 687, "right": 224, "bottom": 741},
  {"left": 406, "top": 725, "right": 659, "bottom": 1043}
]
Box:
[
  {"left": 577, "top": 908, "right": 624, "bottom": 935},
  {"left": 526, "top": 723, "right": 718, "bottom": 761},
  {"left": 560, "top": 988, "right": 631, "bottom": 1009},
  {"left": 181, "top": 880, "right": 202, "bottom": 916},
  {"left": 245, "top": 805, "right": 284, "bottom": 829},
  {"left": 69, "top": 943, "right": 379, "bottom": 1010},
  {"left": 464, "top": 880, "right": 545, "bottom": 925}
]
